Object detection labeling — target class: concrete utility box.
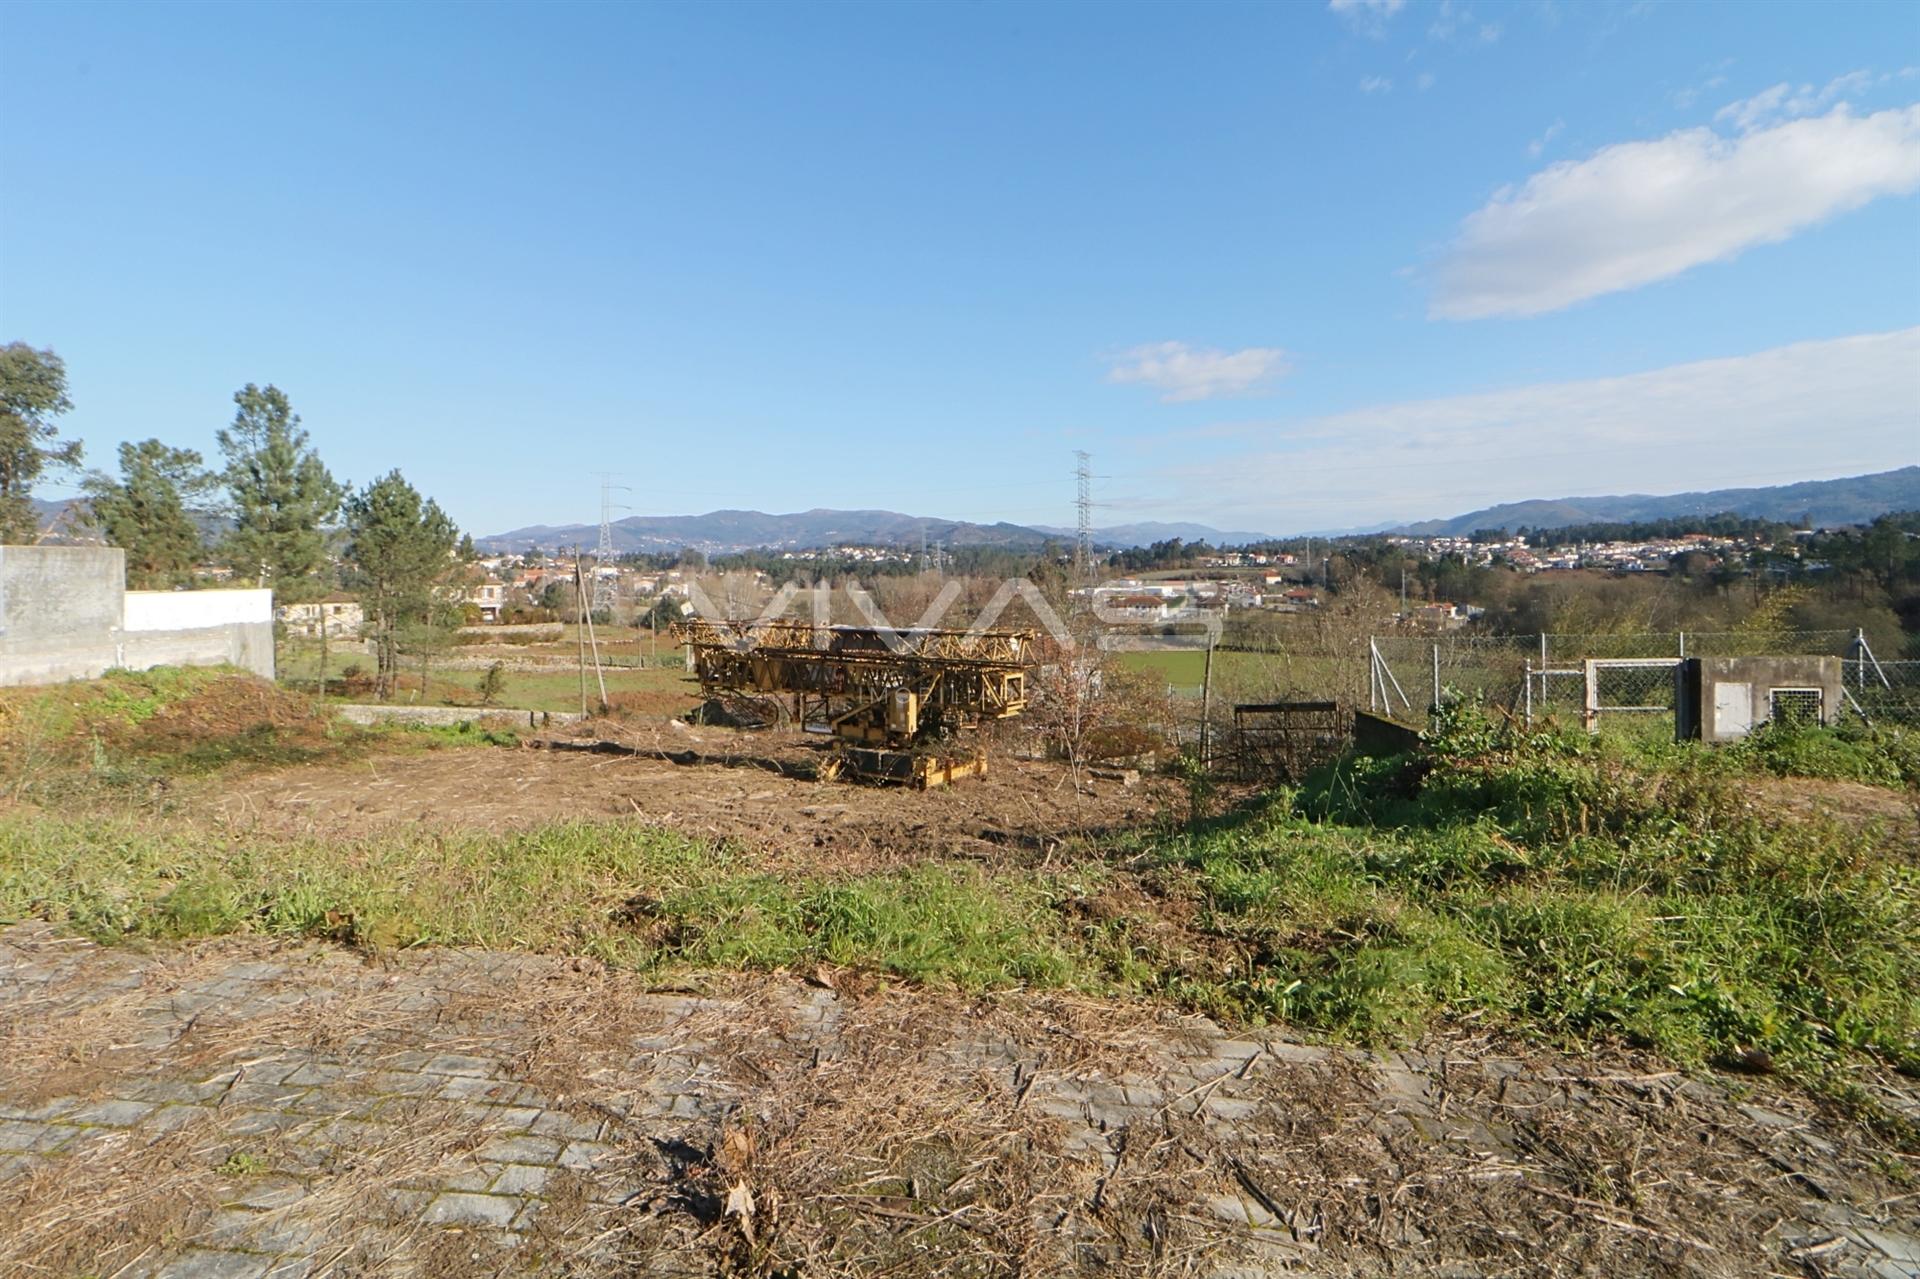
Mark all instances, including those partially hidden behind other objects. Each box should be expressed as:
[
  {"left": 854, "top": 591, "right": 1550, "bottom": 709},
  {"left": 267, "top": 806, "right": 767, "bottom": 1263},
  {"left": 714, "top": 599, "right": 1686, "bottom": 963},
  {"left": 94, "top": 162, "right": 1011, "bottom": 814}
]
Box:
[{"left": 1676, "top": 656, "right": 1842, "bottom": 742}]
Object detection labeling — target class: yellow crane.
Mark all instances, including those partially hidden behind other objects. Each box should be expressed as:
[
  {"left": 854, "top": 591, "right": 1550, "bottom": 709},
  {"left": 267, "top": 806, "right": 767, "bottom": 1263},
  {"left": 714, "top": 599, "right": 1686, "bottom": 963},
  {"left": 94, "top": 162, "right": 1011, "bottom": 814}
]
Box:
[{"left": 675, "top": 619, "right": 1034, "bottom": 786}]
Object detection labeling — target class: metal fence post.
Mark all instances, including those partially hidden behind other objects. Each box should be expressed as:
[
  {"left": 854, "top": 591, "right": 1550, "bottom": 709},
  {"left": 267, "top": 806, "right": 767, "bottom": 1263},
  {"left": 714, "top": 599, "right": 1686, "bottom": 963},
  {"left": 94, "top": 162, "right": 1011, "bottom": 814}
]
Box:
[
  {"left": 1431, "top": 643, "right": 1441, "bottom": 714},
  {"left": 1523, "top": 659, "right": 1533, "bottom": 728}
]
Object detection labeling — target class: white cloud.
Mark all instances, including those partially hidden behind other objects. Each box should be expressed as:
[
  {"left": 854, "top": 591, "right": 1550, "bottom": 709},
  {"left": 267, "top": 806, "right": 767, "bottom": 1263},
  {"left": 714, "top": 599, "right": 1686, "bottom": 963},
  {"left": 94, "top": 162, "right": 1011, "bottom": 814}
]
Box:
[
  {"left": 1526, "top": 119, "right": 1563, "bottom": 157},
  {"left": 1157, "top": 330, "right": 1920, "bottom": 528},
  {"left": 1429, "top": 0, "right": 1499, "bottom": 43},
  {"left": 1416, "top": 71, "right": 1437, "bottom": 92},
  {"left": 1432, "top": 103, "right": 1920, "bottom": 319},
  {"left": 1359, "top": 75, "right": 1393, "bottom": 94},
  {"left": 1106, "top": 342, "right": 1292, "bottom": 403},
  {"left": 1717, "top": 71, "right": 1873, "bottom": 132},
  {"left": 1329, "top": 0, "right": 1404, "bottom": 37}
]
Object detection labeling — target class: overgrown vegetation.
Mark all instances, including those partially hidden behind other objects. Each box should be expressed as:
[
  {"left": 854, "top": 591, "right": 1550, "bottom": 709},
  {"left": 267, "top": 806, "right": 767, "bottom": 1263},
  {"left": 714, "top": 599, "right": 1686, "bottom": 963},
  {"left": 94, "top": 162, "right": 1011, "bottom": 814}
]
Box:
[
  {"left": 4, "top": 672, "right": 1915, "bottom": 1123},
  {"left": 1145, "top": 704, "right": 1920, "bottom": 1094}
]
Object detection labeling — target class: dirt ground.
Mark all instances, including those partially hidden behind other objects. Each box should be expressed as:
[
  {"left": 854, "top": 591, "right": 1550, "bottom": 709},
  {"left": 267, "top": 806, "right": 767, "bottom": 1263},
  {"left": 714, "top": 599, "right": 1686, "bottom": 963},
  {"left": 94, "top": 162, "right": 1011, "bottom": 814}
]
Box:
[
  {"left": 194, "top": 726, "right": 1176, "bottom": 873},
  {"left": 1751, "top": 774, "right": 1920, "bottom": 850}
]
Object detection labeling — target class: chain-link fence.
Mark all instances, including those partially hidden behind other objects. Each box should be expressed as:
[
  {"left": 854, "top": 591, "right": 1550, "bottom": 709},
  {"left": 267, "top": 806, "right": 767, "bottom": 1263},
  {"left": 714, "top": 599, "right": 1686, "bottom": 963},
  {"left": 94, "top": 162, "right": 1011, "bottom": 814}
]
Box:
[
  {"left": 1122, "top": 628, "right": 1917, "bottom": 747},
  {"left": 1851, "top": 659, "right": 1920, "bottom": 725}
]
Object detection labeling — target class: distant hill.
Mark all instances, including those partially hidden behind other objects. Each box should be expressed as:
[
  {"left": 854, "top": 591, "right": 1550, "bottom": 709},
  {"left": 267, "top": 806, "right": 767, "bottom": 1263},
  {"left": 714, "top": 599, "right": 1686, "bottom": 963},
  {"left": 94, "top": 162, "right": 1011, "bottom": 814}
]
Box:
[
  {"left": 478, "top": 508, "right": 1069, "bottom": 555},
  {"left": 1391, "top": 467, "right": 1920, "bottom": 537},
  {"left": 1030, "top": 520, "right": 1276, "bottom": 547},
  {"left": 27, "top": 496, "right": 95, "bottom": 543},
  {"left": 480, "top": 509, "right": 1282, "bottom": 554}
]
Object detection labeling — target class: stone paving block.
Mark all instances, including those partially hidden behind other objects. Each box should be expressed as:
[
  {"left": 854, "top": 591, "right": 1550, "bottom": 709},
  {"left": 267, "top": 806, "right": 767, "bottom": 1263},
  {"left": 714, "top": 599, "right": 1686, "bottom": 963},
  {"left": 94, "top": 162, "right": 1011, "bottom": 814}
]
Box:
[
  {"left": 230, "top": 1178, "right": 310, "bottom": 1210},
  {"left": 284, "top": 1089, "right": 376, "bottom": 1119},
  {"left": 438, "top": 1075, "right": 520, "bottom": 1102},
  {"left": 152, "top": 1249, "right": 273, "bottom": 1279},
  {"left": 225, "top": 1110, "right": 312, "bottom": 1139},
  {"left": 0, "top": 1119, "right": 49, "bottom": 1150},
  {"left": 424, "top": 1190, "right": 523, "bottom": 1227},
  {"left": 69, "top": 1097, "right": 161, "bottom": 1127},
  {"left": 281, "top": 1063, "right": 349, "bottom": 1088},
  {"left": 475, "top": 1103, "right": 543, "bottom": 1130},
  {"left": 424, "top": 1053, "right": 496, "bottom": 1077},
  {"left": 31, "top": 1122, "right": 85, "bottom": 1152},
  {"left": 144, "top": 1103, "right": 216, "bottom": 1136},
  {"left": 312, "top": 1116, "right": 389, "bottom": 1147},
  {"left": 477, "top": 1133, "right": 563, "bottom": 1164},
  {"left": 1203, "top": 1096, "right": 1263, "bottom": 1122},
  {"left": 223, "top": 1082, "right": 312, "bottom": 1109},
  {"left": 130, "top": 1078, "right": 222, "bottom": 1105},
  {"left": 382, "top": 1187, "right": 434, "bottom": 1218},
  {"left": 531, "top": 1110, "right": 606, "bottom": 1142},
  {"left": 1029, "top": 1094, "right": 1087, "bottom": 1124},
  {"left": 558, "top": 1140, "right": 614, "bottom": 1170},
  {"left": 0, "top": 1096, "right": 77, "bottom": 1122},
  {"left": 441, "top": 1160, "right": 506, "bottom": 1191},
  {"left": 492, "top": 1162, "right": 552, "bottom": 1196},
  {"left": 366, "top": 1070, "right": 443, "bottom": 1097},
  {"left": 0, "top": 1152, "right": 47, "bottom": 1180}
]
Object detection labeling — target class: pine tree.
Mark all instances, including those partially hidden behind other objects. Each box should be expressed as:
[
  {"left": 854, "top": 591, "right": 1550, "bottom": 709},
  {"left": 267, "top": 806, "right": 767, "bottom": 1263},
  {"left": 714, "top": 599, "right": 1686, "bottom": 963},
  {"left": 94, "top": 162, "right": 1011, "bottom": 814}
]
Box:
[
  {"left": 81, "top": 440, "right": 216, "bottom": 587},
  {"left": 218, "top": 384, "right": 343, "bottom": 595},
  {"left": 343, "top": 471, "right": 461, "bottom": 700},
  {"left": 0, "top": 343, "right": 81, "bottom": 544}
]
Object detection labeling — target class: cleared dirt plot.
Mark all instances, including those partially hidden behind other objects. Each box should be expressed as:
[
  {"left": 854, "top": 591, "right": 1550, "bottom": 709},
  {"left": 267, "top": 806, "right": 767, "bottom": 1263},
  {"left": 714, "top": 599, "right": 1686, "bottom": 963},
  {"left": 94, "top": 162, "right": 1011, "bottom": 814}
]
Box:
[{"left": 198, "top": 728, "right": 1170, "bottom": 873}]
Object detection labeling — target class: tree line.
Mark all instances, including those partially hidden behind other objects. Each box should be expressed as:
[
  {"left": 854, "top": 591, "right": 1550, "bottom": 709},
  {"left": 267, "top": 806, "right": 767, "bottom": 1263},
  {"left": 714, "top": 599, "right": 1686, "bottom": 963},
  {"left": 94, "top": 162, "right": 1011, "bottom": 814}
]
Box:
[{"left": 1, "top": 341, "right": 468, "bottom": 697}]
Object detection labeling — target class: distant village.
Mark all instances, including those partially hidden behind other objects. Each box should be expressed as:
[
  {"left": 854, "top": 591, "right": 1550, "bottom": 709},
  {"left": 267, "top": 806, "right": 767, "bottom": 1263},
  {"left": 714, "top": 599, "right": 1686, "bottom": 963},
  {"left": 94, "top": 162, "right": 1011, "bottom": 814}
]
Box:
[{"left": 267, "top": 523, "right": 1858, "bottom": 642}]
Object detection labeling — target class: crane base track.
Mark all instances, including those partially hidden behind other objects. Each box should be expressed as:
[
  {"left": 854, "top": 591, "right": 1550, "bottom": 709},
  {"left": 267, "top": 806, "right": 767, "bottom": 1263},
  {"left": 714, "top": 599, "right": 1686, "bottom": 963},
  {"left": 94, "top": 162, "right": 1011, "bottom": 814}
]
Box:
[{"left": 824, "top": 747, "right": 989, "bottom": 789}]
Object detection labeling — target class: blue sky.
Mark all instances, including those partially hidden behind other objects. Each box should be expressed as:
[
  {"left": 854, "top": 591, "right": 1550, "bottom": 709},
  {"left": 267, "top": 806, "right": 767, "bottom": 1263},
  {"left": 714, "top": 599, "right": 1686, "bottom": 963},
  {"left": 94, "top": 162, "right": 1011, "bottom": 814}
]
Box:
[{"left": 2, "top": 0, "right": 1916, "bottom": 537}]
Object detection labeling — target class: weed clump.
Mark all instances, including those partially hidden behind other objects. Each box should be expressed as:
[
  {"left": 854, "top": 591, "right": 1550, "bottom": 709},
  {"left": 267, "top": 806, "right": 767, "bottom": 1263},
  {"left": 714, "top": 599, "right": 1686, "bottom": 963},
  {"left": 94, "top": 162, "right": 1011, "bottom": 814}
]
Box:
[{"left": 1164, "top": 702, "right": 1920, "bottom": 1094}]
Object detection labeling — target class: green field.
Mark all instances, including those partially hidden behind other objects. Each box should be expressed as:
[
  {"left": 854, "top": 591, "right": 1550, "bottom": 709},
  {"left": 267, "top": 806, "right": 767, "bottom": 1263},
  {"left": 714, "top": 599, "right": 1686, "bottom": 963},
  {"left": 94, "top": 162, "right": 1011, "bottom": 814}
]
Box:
[
  {"left": 1116, "top": 648, "right": 1363, "bottom": 702},
  {"left": 277, "top": 649, "right": 700, "bottom": 714}
]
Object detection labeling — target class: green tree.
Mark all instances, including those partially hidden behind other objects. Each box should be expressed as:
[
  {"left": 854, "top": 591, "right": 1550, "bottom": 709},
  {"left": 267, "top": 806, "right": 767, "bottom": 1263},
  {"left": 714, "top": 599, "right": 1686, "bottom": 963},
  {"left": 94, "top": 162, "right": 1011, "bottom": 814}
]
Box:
[
  {"left": 0, "top": 343, "right": 82, "bottom": 544},
  {"left": 343, "top": 471, "right": 461, "bottom": 700},
  {"left": 218, "top": 384, "right": 343, "bottom": 593},
  {"left": 80, "top": 440, "right": 216, "bottom": 587}
]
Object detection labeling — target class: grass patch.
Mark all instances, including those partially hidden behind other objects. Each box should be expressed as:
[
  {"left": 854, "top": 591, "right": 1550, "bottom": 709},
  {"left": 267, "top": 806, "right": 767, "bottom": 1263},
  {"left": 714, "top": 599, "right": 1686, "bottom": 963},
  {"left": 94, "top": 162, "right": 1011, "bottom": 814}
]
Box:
[
  {"left": 1, "top": 667, "right": 525, "bottom": 803},
  {"left": 0, "top": 817, "right": 1094, "bottom": 993},
  {"left": 1194, "top": 705, "right": 1920, "bottom": 1081}
]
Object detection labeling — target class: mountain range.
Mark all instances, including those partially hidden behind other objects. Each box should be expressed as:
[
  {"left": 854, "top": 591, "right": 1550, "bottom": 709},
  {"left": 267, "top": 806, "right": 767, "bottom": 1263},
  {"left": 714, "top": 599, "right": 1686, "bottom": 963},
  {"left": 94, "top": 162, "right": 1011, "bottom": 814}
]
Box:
[
  {"left": 475, "top": 509, "right": 1273, "bottom": 554},
  {"left": 32, "top": 467, "right": 1917, "bottom": 554},
  {"left": 1388, "top": 466, "right": 1920, "bottom": 537},
  {"left": 479, "top": 468, "right": 1915, "bottom": 554}
]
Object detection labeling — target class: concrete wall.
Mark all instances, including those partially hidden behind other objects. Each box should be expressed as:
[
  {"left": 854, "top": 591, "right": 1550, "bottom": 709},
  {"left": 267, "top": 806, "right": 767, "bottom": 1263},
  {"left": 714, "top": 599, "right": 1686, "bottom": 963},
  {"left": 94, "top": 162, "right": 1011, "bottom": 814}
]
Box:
[
  {"left": 0, "top": 545, "right": 275, "bottom": 687},
  {"left": 125, "top": 589, "right": 272, "bottom": 631},
  {"left": 333, "top": 704, "right": 582, "bottom": 729},
  {"left": 0, "top": 545, "right": 128, "bottom": 685}
]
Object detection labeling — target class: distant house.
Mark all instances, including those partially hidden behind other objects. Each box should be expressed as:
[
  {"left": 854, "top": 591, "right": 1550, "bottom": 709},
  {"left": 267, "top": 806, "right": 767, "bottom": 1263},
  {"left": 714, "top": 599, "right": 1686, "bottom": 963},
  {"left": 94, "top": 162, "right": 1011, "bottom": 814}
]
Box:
[
  {"left": 278, "top": 594, "right": 364, "bottom": 638},
  {"left": 1281, "top": 588, "right": 1319, "bottom": 606},
  {"left": 467, "top": 581, "right": 506, "bottom": 622},
  {"left": 1106, "top": 593, "right": 1171, "bottom": 620}
]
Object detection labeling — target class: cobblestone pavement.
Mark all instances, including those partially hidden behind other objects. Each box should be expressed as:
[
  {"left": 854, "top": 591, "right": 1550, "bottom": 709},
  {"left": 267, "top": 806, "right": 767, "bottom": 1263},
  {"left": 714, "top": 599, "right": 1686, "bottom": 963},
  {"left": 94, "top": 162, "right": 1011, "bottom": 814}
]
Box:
[{"left": 2, "top": 923, "right": 1915, "bottom": 1278}]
